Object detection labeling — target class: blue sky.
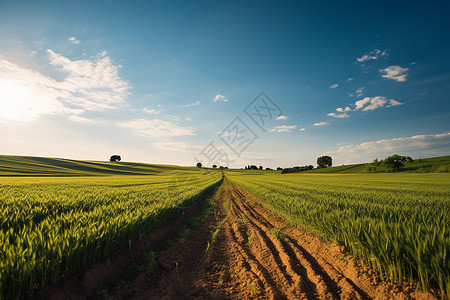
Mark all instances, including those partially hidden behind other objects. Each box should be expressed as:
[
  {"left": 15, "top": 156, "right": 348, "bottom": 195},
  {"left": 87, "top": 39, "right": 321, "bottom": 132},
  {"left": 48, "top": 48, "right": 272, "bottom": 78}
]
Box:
[{"left": 0, "top": 0, "right": 449, "bottom": 168}]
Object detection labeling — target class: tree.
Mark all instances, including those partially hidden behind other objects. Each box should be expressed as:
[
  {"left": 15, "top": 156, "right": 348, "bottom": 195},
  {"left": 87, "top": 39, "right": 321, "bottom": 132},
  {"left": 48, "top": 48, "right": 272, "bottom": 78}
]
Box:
[
  {"left": 196, "top": 162, "right": 202, "bottom": 168},
  {"left": 110, "top": 155, "right": 121, "bottom": 162},
  {"left": 213, "top": 164, "right": 217, "bottom": 168},
  {"left": 259, "top": 166, "right": 263, "bottom": 170},
  {"left": 383, "top": 154, "right": 404, "bottom": 172},
  {"left": 366, "top": 154, "right": 413, "bottom": 173},
  {"left": 277, "top": 167, "right": 283, "bottom": 171},
  {"left": 317, "top": 155, "right": 332, "bottom": 168}
]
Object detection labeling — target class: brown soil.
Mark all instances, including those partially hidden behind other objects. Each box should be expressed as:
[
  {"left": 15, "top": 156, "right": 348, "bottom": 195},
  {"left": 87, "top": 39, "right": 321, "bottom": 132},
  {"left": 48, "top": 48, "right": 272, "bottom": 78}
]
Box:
[{"left": 39, "top": 181, "right": 439, "bottom": 300}]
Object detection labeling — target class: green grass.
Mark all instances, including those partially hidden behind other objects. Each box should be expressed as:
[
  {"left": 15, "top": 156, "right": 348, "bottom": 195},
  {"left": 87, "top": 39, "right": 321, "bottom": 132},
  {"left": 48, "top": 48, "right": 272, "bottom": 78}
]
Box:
[
  {"left": 227, "top": 172, "right": 450, "bottom": 297},
  {"left": 0, "top": 167, "right": 222, "bottom": 299},
  {"left": 305, "top": 155, "right": 450, "bottom": 174},
  {"left": 0, "top": 155, "right": 208, "bottom": 176},
  {"left": 224, "top": 155, "right": 450, "bottom": 174}
]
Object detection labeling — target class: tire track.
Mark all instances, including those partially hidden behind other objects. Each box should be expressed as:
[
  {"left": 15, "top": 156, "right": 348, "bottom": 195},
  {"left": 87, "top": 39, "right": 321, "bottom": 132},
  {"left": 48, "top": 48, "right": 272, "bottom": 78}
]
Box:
[
  {"left": 228, "top": 182, "right": 370, "bottom": 299},
  {"left": 230, "top": 197, "right": 315, "bottom": 298},
  {"left": 230, "top": 188, "right": 328, "bottom": 299}
]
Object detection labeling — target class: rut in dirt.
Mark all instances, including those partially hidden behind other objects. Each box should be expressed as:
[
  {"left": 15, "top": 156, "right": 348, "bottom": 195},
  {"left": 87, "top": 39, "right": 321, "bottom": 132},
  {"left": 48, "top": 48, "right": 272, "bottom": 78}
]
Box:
[{"left": 188, "top": 182, "right": 378, "bottom": 300}]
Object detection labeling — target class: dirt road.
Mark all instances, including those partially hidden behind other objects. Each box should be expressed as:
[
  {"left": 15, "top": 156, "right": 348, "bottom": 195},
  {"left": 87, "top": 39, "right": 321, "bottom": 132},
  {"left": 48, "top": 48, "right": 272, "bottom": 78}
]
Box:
[{"left": 42, "top": 181, "right": 436, "bottom": 300}]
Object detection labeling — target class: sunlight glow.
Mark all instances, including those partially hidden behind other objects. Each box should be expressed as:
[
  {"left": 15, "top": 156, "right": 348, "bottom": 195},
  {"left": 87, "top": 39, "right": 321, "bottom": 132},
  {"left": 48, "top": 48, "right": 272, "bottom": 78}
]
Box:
[{"left": 0, "top": 78, "right": 62, "bottom": 122}]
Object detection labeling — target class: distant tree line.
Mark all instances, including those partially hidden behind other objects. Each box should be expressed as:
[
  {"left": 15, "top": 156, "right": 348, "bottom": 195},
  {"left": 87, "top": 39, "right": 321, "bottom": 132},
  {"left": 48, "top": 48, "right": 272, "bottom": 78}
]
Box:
[
  {"left": 281, "top": 165, "right": 314, "bottom": 174},
  {"left": 196, "top": 162, "right": 228, "bottom": 169},
  {"left": 365, "top": 154, "right": 413, "bottom": 172},
  {"left": 242, "top": 155, "right": 333, "bottom": 174},
  {"left": 245, "top": 165, "right": 261, "bottom": 170}
]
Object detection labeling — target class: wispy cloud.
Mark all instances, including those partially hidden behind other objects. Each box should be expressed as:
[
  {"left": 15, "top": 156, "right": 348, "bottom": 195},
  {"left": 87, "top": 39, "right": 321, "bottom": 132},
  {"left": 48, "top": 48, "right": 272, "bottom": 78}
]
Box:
[
  {"left": 356, "top": 87, "right": 364, "bottom": 97},
  {"left": 142, "top": 108, "right": 160, "bottom": 114},
  {"left": 185, "top": 100, "right": 200, "bottom": 107},
  {"left": 326, "top": 132, "right": 450, "bottom": 164},
  {"left": 270, "top": 125, "right": 297, "bottom": 132},
  {"left": 119, "top": 119, "right": 195, "bottom": 137},
  {"left": 355, "top": 96, "right": 402, "bottom": 111},
  {"left": 299, "top": 128, "right": 306, "bottom": 131},
  {"left": 213, "top": 94, "right": 228, "bottom": 102},
  {"left": 330, "top": 83, "right": 339, "bottom": 89},
  {"left": 154, "top": 141, "right": 201, "bottom": 152},
  {"left": 68, "top": 115, "right": 100, "bottom": 124},
  {"left": 0, "top": 50, "right": 130, "bottom": 122},
  {"left": 276, "top": 115, "right": 288, "bottom": 120},
  {"left": 68, "top": 37, "right": 80, "bottom": 44},
  {"left": 314, "top": 122, "right": 328, "bottom": 126},
  {"left": 47, "top": 49, "right": 130, "bottom": 110},
  {"left": 380, "top": 65, "right": 409, "bottom": 82},
  {"left": 346, "top": 77, "right": 353, "bottom": 82},
  {"left": 356, "top": 49, "right": 388, "bottom": 62}
]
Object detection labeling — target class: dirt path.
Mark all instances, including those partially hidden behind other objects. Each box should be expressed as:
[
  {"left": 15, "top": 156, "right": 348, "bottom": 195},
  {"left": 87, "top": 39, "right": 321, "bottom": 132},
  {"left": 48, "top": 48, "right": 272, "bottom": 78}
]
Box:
[
  {"left": 40, "top": 180, "right": 437, "bottom": 299},
  {"left": 187, "top": 182, "right": 436, "bottom": 300}
]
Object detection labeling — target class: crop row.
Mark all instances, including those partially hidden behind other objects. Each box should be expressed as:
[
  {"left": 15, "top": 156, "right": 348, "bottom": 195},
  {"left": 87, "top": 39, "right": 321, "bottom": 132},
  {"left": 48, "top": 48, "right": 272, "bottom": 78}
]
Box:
[
  {"left": 0, "top": 172, "right": 221, "bottom": 299},
  {"left": 227, "top": 173, "right": 450, "bottom": 297}
]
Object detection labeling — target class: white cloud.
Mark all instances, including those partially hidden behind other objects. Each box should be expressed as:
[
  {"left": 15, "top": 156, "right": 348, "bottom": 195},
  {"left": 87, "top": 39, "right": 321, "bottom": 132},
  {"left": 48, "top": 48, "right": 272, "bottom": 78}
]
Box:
[
  {"left": 185, "top": 100, "right": 200, "bottom": 107},
  {"left": 119, "top": 119, "right": 195, "bottom": 137},
  {"left": 327, "top": 112, "right": 349, "bottom": 118},
  {"left": 380, "top": 65, "right": 409, "bottom": 82},
  {"left": 47, "top": 50, "right": 130, "bottom": 110},
  {"left": 299, "top": 128, "right": 306, "bottom": 131},
  {"left": 330, "top": 83, "right": 339, "bottom": 88},
  {"left": 270, "top": 125, "right": 297, "bottom": 132},
  {"left": 387, "top": 99, "right": 403, "bottom": 107},
  {"left": 336, "top": 107, "right": 351, "bottom": 112},
  {"left": 355, "top": 96, "right": 402, "bottom": 111},
  {"left": 29, "top": 51, "right": 37, "bottom": 57},
  {"left": 354, "top": 97, "right": 371, "bottom": 110},
  {"left": 276, "top": 115, "right": 288, "bottom": 120},
  {"left": 143, "top": 108, "right": 159, "bottom": 114},
  {"left": 325, "top": 132, "right": 450, "bottom": 165},
  {"left": 356, "top": 49, "right": 388, "bottom": 62},
  {"left": 68, "top": 37, "right": 80, "bottom": 44},
  {"left": 328, "top": 97, "right": 402, "bottom": 119},
  {"left": 314, "top": 122, "right": 328, "bottom": 126},
  {"left": 356, "top": 54, "right": 377, "bottom": 62},
  {"left": 213, "top": 94, "right": 228, "bottom": 102},
  {"left": 347, "top": 77, "right": 353, "bottom": 82},
  {"left": 154, "top": 141, "right": 201, "bottom": 152},
  {"left": 68, "top": 115, "right": 100, "bottom": 124},
  {"left": 0, "top": 50, "right": 130, "bottom": 122},
  {"left": 356, "top": 87, "right": 365, "bottom": 97}
]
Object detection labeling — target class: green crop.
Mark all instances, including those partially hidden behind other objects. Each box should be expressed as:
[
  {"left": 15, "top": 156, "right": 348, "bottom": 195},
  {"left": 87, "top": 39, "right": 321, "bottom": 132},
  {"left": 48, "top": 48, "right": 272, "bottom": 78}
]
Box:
[
  {"left": 227, "top": 172, "right": 450, "bottom": 297},
  {"left": 0, "top": 171, "right": 221, "bottom": 299}
]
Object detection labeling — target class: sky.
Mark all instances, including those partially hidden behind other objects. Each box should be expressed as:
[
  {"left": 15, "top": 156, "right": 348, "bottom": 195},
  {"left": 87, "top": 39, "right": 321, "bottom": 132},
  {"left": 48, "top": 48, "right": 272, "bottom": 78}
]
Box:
[{"left": 0, "top": 0, "right": 449, "bottom": 168}]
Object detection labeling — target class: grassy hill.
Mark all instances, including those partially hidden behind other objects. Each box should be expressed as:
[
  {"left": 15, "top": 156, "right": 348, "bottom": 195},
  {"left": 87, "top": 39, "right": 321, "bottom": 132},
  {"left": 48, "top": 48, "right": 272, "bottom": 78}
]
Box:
[
  {"left": 226, "top": 155, "right": 450, "bottom": 175},
  {"left": 304, "top": 155, "right": 450, "bottom": 174},
  {"left": 1, "top": 155, "right": 448, "bottom": 176},
  {"left": 0, "top": 155, "right": 204, "bottom": 176}
]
